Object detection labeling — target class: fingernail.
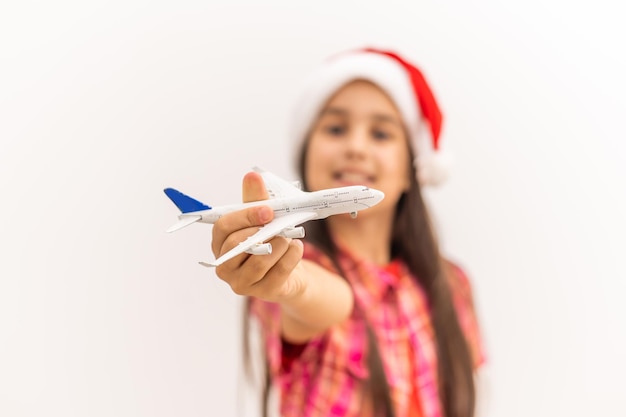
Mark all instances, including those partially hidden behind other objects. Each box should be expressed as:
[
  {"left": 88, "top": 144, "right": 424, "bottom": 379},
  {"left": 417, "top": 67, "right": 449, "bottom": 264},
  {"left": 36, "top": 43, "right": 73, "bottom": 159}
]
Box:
[{"left": 258, "top": 207, "right": 272, "bottom": 223}]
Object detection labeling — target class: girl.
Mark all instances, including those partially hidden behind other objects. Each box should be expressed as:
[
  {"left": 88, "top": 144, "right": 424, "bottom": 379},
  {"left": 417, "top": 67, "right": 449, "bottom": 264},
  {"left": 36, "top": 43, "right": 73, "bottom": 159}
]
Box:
[{"left": 211, "top": 48, "right": 485, "bottom": 417}]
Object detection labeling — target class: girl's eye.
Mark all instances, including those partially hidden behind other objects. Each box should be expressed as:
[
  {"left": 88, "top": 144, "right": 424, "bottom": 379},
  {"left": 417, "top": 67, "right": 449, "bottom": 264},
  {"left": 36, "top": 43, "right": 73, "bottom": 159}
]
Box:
[
  {"left": 372, "top": 129, "right": 391, "bottom": 141},
  {"left": 324, "top": 125, "right": 346, "bottom": 136}
]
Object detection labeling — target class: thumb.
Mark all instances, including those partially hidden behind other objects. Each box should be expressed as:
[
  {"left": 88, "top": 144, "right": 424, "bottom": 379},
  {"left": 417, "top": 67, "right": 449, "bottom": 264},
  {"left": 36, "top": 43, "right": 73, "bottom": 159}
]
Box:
[{"left": 242, "top": 171, "right": 270, "bottom": 203}]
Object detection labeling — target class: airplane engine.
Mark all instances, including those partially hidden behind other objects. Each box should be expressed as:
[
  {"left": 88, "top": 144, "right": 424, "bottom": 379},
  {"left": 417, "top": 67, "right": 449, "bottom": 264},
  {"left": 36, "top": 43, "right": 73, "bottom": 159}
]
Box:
[
  {"left": 279, "top": 227, "right": 305, "bottom": 239},
  {"left": 245, "top": 243, "right": 273, "bottom": 255}
]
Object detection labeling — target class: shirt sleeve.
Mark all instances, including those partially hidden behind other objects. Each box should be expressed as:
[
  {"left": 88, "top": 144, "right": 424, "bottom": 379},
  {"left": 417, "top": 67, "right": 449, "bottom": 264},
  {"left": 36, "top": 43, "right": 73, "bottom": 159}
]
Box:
[
  {"left": 248, "top": 297, "right": 336, "bottom": 379},
  {"left": 445, "top": 261, "right": 487, "bottom": 369},
  {"left": 248, "top": 297, "right": 283, "bottom": 377},
  {"left": 247, "top": 242, "right": 337, "bottom": 378}
]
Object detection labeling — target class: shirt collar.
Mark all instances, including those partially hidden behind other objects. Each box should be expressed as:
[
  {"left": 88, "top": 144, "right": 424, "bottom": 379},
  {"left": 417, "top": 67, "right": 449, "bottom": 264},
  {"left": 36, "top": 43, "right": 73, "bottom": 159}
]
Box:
[{"left": 335, "top": 243, "right": 405, "bottom": 304}]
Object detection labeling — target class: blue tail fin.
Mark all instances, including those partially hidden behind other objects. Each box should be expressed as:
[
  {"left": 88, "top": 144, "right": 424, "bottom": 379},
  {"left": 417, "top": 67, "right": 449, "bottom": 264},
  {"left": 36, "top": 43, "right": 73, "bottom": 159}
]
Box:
[{"left": 164, "top": 188, "right": 211, "bottom": 213}]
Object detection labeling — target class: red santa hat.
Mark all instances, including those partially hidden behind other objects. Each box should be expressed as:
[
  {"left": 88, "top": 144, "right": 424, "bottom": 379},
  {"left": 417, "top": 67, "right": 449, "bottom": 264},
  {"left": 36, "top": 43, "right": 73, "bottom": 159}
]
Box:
[{"left": 290, "top": 48, "right": 451, "bottom": 186}]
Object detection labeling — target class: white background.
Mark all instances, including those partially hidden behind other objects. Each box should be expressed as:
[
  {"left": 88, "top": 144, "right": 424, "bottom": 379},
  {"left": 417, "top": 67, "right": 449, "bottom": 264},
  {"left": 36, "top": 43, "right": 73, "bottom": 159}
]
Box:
[{"left": 1, "top": 1, "right": 624, "bottom": 416}]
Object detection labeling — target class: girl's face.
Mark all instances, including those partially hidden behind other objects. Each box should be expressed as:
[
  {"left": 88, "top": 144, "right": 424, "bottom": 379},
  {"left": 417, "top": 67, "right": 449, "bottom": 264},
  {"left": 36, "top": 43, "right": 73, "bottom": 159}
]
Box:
[{"left": 304, "top": 80, "right": 412, "bottom": 218}]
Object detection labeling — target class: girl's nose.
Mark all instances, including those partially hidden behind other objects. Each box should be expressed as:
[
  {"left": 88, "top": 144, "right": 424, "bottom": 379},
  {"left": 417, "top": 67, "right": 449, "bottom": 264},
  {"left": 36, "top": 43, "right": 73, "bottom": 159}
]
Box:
[{"left": 344, "top": 128, "right": 369, "bottom": 158}]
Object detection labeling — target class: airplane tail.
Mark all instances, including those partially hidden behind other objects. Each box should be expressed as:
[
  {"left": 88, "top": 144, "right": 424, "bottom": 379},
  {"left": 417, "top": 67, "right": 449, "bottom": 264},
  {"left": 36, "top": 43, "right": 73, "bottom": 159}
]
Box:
[
  {"left": 163, "top": 188, "right": 211, "bottom": 213},
  {"left": 164, "top": 188, "right": 211, "bottom": 233}
]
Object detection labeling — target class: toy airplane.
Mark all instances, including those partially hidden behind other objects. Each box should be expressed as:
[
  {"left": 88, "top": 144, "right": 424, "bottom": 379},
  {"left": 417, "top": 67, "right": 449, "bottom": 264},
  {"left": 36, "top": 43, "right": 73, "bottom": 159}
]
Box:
[{"left": 164, "top": 167, "right": 384, "bottom": 267}]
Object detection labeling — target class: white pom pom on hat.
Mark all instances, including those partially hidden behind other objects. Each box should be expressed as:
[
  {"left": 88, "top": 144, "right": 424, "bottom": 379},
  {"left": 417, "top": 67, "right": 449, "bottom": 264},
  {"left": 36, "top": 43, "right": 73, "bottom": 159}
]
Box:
[{"left": 290, "top": 48, "right": 451, "bottom": 187}]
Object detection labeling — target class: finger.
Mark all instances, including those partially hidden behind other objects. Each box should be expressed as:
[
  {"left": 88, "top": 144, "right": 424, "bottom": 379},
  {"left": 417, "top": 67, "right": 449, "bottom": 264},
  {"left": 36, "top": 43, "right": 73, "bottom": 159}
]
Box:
[
  {"left": 224, "top": 236, "right": 292, "bottom": 295},
  {"left": 248, "top": 239, "right": 304, "bottom": 300},
  {"left": 242, "top": 172, "right": 269, "bottom": 203},
  {"left": 211, "top": 206, "right": 274, "bottom": 256},
  {"left": 213, "top": 225, "right": 261, "bottom": 270}
]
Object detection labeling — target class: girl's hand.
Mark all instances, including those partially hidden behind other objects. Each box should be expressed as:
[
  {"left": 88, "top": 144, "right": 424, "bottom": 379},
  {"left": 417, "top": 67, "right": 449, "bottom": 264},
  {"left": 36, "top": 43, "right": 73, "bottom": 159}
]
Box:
[{"left": 211, "top": 171, "right": 305, "bottom": 303}]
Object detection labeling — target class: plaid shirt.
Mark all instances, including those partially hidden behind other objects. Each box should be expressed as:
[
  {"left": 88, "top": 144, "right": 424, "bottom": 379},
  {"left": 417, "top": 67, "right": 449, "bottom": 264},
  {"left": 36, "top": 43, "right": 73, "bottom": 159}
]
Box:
[{"left": 250, "top": 241, "right": 485, "bottom": 417}]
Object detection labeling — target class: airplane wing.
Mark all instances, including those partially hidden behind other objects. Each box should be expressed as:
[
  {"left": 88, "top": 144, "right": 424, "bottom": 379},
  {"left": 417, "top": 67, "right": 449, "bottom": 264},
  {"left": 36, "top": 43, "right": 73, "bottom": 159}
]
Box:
[
  {"left": 199, "top": 211, "right": 317, "bottom": 267},
  {"left": 253, "top": 167, "right": 303, "bottom": 199},
  {"left": 166, "top": 215, "right": 202, "bottom": 233}
]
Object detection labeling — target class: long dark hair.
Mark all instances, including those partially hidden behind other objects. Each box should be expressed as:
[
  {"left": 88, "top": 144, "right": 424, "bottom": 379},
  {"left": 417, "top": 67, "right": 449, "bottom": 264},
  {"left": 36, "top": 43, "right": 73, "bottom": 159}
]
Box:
[{"left": 243, "top": 143, "right": 475, "bottom": 417}]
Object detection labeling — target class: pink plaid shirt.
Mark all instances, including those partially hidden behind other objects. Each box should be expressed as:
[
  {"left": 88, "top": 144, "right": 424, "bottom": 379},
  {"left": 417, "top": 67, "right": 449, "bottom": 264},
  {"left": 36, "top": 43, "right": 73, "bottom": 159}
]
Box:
[{"left": 250, "top": 242, "right": 485, "bottom": 417}]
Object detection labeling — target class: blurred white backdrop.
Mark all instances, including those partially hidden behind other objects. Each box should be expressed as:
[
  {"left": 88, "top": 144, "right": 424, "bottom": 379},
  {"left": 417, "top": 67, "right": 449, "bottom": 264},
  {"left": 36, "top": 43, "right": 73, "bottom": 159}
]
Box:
[{"left": 1, "top": 1, "right": 624, "bottom": 416}]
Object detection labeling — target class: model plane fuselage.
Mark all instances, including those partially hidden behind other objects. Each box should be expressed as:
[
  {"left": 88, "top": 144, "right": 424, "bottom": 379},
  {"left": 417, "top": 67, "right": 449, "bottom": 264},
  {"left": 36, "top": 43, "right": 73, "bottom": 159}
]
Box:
[{"left": 186, "top": 185, "right": 382, "bottom": 225}]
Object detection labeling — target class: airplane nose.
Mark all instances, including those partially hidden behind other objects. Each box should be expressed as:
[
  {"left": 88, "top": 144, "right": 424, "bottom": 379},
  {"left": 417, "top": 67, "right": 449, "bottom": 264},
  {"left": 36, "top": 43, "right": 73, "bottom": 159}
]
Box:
[{"left": 372, "top": 189, "right": 385, "bottom": 205}]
